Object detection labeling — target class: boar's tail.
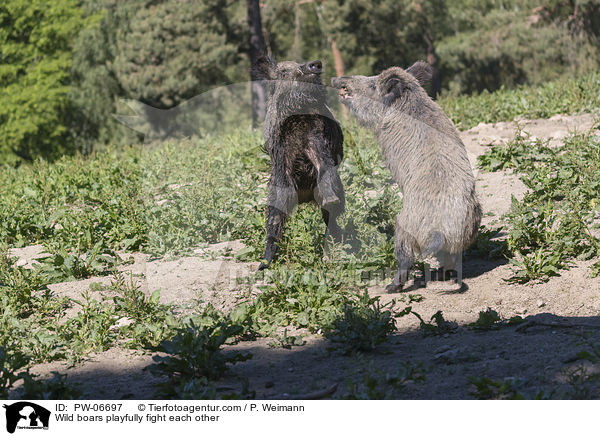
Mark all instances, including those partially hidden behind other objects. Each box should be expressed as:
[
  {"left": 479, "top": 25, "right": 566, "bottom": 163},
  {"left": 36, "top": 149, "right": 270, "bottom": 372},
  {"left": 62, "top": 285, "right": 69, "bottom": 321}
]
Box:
[{"left": 421, "top": 231, "right": 445, "bottom": 258}]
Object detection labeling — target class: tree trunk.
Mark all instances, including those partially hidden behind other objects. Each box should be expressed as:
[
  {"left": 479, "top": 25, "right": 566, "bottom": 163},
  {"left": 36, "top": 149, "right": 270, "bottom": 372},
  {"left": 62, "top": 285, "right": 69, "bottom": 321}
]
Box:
[
  {"left": 247, "top": 0, "right": 267, "bottom": 127},
  {"left": 424, "top": 30, "right": 441, "bottom": 99},
  {"left": 330, "top": 39, "right": 345, "bottom": 77},
  {"left": 415, "top": 2, "right": 441, "bottom": 99},
  {"left": 330, "top": 38, "right": 347, "bottom": 115},
  {"left": 294, "top": 2, "right": 302, "bottom": 60}
]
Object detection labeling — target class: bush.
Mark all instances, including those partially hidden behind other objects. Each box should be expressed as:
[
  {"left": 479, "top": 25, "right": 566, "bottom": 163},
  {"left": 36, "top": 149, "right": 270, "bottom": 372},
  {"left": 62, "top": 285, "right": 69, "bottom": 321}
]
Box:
[{"left": 0, "top": 0, "right": 87, "bottom": 164}]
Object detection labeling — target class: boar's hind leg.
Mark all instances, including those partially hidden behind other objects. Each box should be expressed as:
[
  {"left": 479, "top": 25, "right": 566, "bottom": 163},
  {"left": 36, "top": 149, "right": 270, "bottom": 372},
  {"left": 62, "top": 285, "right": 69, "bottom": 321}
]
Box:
[
  {"left": 306, "top": 145, "right": 343, "bottom": 209},
  {"left": 317, "top": 168, "right": 345, "bottom": 243},
  {"left": 321, "top": 207, "right": 342, "bottom": 243},
  {"left": 386, "top": 217, "right": 417, "bottom": 292},
  {"left": 436, "top": 251, "right": 463, "bottom": 285},
  {"left": 259, "top": 182, "right": 297, "bottom": 271},
  {"left": 315, "top": 166, "right": 343, "bottom": 209}
]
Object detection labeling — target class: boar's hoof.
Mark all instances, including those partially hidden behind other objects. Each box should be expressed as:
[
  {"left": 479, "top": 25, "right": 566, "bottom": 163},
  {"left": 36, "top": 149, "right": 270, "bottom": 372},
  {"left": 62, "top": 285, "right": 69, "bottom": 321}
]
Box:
[{"left": 385, "top": 282, "right": 404, "bottom": 293}]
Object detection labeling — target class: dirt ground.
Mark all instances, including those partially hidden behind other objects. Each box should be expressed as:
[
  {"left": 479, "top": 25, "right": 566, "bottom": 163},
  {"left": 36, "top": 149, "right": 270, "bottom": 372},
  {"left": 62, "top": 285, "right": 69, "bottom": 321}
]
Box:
[{"left": 11, "top": 113, "right": 600, "bottom": 399}]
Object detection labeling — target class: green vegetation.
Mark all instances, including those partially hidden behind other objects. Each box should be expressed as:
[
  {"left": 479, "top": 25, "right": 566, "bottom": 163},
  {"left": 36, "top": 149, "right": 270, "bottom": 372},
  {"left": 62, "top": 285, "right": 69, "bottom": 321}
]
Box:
[
  {"left": 469, "top": 376, "right": 555, "bottom": 400},
  {"left": 440, "top": 72, "right": 600, "bottom": 130},
  {"left": 323, "top": 291, "right": 400, "bottom": 352},
  {"left": 1, "top": 0, "right": 600, "bottom": 399},
  {"left": 0, "top": 0, "right": 87, "bottom": 164},
  {"left": 414, "top": 310, "right": 459, "bottom": 335},
  {"left": 339, "top": 362, "right": 425, "bottom": 399},
  {"left": 469, "top": 308, "right": 502, "bottom": 330},
  {"left": 0, "top": 121, "right": 408, "bottom": 398},
  {"left": 147, "top": 306, "right": 252, "bottom": 399},
  {"left": 1, "top": 66, "right": 600, "bottom": 397},
  {"left": 478, "top": 125, "right": 600, "bottom": 283},
  {"left": 438, "top": 0, "right": 600, "bottom": 95},
  {"left": 112, "top": 1, "right": 241, "bottom": 111}
]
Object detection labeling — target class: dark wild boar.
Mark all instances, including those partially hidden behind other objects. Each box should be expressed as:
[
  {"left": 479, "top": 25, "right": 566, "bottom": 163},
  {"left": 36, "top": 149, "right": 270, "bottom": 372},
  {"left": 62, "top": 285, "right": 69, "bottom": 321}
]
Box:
[{"left": 255, "top": 56, "right": 345, "bottom": 270}]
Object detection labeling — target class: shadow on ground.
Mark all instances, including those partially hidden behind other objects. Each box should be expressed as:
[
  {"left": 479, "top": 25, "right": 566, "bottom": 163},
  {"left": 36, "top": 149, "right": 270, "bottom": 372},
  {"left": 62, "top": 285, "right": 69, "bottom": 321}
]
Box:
[{"left": 14, "top": 313, "right": 600, "bottom": 400}]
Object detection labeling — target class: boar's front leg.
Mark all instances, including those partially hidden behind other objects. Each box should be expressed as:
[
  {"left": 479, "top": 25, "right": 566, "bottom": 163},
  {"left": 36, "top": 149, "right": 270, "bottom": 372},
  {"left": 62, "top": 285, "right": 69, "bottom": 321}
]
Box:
[{"left": 321, "top": 207, "right": 342, "bottom": 243}]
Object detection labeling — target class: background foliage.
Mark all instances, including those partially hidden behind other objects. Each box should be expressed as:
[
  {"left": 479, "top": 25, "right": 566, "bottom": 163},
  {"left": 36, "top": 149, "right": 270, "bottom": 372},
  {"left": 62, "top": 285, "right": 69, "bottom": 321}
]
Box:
[
  {"left": 0, "top": 0, "right": 87, "bottom": 164},
  {"left": 1, "top": 0, "right": 599, "bottom": 163}
]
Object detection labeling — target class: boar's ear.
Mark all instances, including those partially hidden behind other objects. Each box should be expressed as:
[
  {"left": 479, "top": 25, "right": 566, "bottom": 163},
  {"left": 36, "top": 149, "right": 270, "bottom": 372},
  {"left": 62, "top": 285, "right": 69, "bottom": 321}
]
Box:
[
  {"left": 379, "top": 73, "right": 404, "bottom": 107},
  {"left": 406, "top": 61, "right": 433, "bottom": 87},
  {"left": 253, "top": 53, "right": 277, "bottom": 80}
]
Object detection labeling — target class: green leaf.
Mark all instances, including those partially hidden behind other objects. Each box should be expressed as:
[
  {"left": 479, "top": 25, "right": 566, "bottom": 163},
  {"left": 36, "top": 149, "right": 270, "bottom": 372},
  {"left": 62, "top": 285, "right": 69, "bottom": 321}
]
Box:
[{"left": 296, "top": 312, "right": 309, "bottom": 327}]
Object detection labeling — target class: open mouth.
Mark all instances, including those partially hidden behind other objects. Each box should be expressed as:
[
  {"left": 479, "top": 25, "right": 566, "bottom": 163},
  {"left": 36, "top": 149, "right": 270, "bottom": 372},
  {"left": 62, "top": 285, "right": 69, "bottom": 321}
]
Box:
[
  {"left": 339, "top": 86, "right": 352, "bottom": 100},
  {"left": 300, "top": 72, "right": 322, "bottom": 83}
]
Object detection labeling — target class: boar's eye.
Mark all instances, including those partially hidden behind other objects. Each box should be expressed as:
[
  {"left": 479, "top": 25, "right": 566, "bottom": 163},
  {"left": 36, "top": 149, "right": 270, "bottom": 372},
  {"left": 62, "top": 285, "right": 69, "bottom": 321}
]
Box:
[{"left": 278, "top": 67, "right": 294, "bottom": 77}]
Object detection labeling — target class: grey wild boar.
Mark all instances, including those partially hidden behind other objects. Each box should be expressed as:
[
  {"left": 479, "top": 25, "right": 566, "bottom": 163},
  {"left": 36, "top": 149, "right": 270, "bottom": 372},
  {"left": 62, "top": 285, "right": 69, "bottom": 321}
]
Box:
[
  {"left": 255, "top": 56, "right": 345, "bottom": 270},
  {"left": 331, "top": 62, "right": 481, "bottom": 291}
]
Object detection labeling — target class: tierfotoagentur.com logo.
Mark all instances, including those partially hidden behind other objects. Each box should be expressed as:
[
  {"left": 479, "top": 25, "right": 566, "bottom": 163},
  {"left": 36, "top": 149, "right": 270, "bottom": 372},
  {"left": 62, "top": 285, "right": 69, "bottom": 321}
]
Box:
[{"left": 3, "top": 402, "right": 50, "bottom": 434}]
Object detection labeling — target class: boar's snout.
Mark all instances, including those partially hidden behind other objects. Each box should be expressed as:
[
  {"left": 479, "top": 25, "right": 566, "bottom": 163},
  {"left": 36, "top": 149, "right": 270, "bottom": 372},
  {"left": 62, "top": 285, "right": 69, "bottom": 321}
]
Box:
[
  {"left": 331, "top": 77, "right": 345, "bottom": 88},
  {"left": 305, "top": 60, "right": 322, "bottom": 74}
]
